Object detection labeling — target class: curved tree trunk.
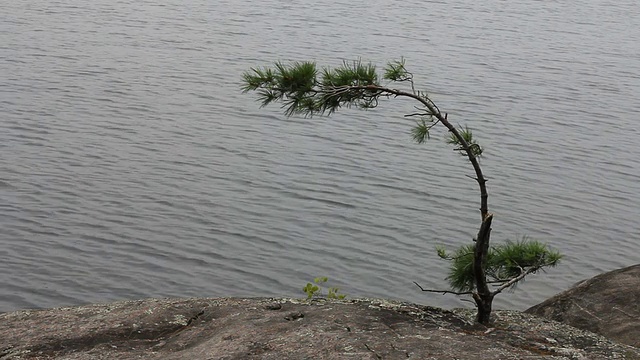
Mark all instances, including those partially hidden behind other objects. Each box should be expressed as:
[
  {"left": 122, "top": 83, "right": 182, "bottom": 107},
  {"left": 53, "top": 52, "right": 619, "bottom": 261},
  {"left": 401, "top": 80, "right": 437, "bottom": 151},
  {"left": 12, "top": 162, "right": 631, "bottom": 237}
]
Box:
[{"left": 473, "top": 214, "right": 494, "bottom": 325}]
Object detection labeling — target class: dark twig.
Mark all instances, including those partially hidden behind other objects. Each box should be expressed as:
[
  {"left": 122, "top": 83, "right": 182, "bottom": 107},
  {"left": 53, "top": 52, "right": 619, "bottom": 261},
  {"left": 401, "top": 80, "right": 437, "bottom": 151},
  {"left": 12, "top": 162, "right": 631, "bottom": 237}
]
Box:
[
  {"left": 404, "top": 112, "right": 434, "bottom": 117},
  {"left": 413, "top": 282, "right": 473, "bottom": 296},
  {"left": 491, "top": 265, "right": 541, "bottom": 296}
]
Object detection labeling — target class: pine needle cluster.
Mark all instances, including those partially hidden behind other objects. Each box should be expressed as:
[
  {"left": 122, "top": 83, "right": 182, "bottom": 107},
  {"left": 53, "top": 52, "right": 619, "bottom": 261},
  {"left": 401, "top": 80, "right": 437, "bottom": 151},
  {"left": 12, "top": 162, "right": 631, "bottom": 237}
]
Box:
[
  {"left": 242, "top": 60, "right": 382, "bottom": 117},
  {"left": 438, "top": 238, "right": 562, "bottom": 293}
]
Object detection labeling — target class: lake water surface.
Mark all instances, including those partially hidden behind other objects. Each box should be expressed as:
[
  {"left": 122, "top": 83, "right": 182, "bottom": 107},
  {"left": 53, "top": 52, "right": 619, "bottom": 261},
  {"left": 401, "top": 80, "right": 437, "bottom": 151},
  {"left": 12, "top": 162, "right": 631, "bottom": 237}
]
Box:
[{"left": 1, "top": 0, "right": 639, "bottom": 313}]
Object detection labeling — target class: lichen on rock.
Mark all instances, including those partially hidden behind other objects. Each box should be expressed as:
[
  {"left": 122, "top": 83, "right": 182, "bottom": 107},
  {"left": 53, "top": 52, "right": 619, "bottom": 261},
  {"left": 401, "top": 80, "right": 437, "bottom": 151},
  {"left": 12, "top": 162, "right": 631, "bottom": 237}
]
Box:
[{"left": 1, "top": 296, "right": 638, "bottom": 359}]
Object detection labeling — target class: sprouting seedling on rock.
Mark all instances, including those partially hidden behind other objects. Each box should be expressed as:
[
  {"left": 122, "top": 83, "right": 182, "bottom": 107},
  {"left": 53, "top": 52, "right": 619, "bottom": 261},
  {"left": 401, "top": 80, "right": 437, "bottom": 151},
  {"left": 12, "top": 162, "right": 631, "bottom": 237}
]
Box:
[{"left": 303, "top": 276, "right": 346, "bottom": 300}]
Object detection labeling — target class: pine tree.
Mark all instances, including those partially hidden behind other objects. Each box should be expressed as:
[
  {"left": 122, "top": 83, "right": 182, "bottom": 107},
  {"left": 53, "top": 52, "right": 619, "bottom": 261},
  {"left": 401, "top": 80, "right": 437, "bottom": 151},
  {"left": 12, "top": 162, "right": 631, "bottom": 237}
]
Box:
[{"left": 241, "top": 59, "right": 561, "bottom": 325}]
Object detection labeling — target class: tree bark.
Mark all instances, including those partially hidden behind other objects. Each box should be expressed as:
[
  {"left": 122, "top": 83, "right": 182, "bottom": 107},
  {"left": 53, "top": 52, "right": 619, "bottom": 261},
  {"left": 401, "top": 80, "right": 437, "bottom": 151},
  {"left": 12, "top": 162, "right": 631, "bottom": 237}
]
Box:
[
  {"left": 473, "top": 214, "right": 494, "bottom": 325},
  {"left": 473, "top": 292, "right": 494, "bottom": 325}
]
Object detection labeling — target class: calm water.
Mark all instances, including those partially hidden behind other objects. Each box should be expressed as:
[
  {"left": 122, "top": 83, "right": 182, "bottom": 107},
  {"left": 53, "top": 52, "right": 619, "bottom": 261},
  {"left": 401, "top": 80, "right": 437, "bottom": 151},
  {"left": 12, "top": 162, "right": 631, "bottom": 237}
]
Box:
[{"left": 1, "top": 0, "right": 639, "bottom": 313}]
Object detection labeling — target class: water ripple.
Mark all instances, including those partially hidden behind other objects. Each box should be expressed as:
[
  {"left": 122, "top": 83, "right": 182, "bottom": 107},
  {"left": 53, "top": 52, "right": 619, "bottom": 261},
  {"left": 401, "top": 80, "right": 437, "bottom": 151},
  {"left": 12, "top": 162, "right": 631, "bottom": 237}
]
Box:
[{"left": 1, "top": 0, "right": 639, "bottom": 313}]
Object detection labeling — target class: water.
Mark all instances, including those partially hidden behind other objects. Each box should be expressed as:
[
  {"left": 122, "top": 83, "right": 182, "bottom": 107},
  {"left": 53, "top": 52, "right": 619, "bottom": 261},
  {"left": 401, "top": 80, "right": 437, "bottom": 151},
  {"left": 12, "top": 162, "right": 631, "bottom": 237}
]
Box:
[{"left": 1, "top": 0, "right": 639, "bottom": 313}]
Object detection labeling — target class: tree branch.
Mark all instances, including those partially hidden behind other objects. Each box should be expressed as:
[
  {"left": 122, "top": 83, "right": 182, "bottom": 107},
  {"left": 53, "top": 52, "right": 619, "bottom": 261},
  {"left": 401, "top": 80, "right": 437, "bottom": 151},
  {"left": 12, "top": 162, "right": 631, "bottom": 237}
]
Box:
[
  {"left": 413, "top": 281, "right": 473, "bottom": 296},
  {"left": 490, "top": 266, "right": 539, "bottom": 296},
  {"left": 404, "top": 112, "right": 434, "bottom": 117},
  {"left": 325, "top": 84, "right": 488, "bottom": 220}
]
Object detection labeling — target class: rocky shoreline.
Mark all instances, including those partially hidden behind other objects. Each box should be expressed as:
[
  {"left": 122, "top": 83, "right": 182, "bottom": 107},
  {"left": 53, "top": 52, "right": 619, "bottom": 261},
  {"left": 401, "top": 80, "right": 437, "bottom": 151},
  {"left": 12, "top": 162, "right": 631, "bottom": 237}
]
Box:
[
  {"left": 526, "top": 264, "right": 640, "bottom": 348},
  {"left": 1, "top": 265, "right": 638, "bottom": 359}
]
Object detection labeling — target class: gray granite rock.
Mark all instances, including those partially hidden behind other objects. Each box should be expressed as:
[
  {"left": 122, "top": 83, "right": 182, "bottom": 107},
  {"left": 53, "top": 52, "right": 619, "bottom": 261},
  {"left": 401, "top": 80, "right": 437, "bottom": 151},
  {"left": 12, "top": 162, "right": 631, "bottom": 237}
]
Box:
[
  {"left": 526, "top": 264, "right": 640, "bottom": 348},
  {"left": 1, "top": 297, "right": 638, "bottom": 359}
]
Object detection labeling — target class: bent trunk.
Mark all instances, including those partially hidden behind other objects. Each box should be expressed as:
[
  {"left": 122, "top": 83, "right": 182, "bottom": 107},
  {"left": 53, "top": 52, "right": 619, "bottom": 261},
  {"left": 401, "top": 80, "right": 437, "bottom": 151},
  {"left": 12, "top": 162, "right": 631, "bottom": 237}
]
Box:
[{"left": 473, "top": 214, "right": 494, "bottom": 325}]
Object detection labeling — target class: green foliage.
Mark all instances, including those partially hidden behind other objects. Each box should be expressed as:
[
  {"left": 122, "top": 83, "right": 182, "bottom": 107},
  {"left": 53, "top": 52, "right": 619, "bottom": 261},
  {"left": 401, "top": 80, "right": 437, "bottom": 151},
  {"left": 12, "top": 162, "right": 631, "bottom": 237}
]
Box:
[
  {"left": 303, "top": 282, "right": 320, "bottom": 299},
  {"left": 383, "top": 58, "right": 411, "bottom": 82},
  {"left": 327, "top": 286, "right": 346, "bottom": 300},
  {"left": 435, "top": 245, "right": 449, "bottom": 259},
  {"left": 321, "top": 60, "right": 378, "bottom": 87},
  {"left": 242, "top": 60, "right": 382, "bottom": 118},
  {"left": 439, "top": 237, "right": 562, "bottom": 293},
  {"left": 242, "top": 59, "right": 457, "bottom": 146},
  {"left": 447, "top": 125, "right": 483, "bottom": 157},
  {"left": 443, "top": 244, "right": 477, "bottom": 292},
  {"left": 411, "top": 118, "right": 433, "bottom": 144},
  {"left": 303, "top": 276, "right": 346, "bottom": 300},
  {"left": 242, "top": 61, "right": 318, "bottom": 116}
]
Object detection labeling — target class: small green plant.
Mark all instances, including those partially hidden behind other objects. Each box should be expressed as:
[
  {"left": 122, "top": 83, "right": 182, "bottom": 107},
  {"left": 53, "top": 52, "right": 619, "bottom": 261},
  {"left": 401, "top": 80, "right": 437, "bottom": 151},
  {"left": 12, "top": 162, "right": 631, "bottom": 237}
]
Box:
[{"left": 303, "top": 276, "right": 346, "bottom": 300}]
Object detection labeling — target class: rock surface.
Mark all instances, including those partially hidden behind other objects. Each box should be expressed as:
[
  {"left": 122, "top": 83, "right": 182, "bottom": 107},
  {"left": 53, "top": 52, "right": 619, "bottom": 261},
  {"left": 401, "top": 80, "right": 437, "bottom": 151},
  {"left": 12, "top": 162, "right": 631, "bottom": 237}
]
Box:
[
  {"left": 526, "top": 264, "right": 640, "bottom": 348},
  {"left": 1, "top": 297, "right": 638, "bottom": 359}
]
